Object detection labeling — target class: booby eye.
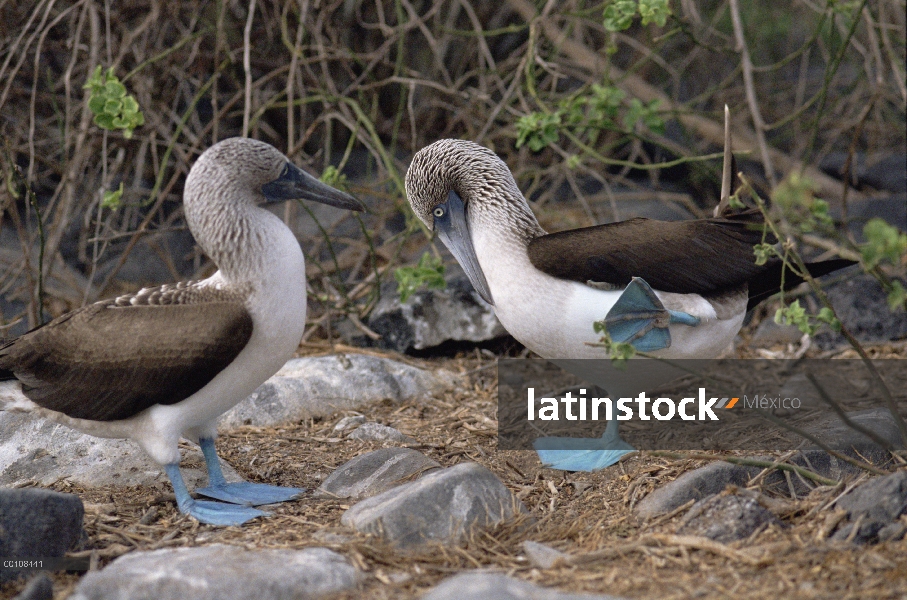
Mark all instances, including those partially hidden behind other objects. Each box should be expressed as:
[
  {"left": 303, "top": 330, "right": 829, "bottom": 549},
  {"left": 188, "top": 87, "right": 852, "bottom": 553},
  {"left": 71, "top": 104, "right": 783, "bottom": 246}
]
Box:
[{"left": 433, "top": 207, "right": 445, "bottom": 218}]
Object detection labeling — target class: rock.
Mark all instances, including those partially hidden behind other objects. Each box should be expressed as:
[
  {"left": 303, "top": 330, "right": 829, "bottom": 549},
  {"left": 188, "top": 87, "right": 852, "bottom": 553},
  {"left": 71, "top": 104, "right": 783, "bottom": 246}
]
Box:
[
  {"left": 221, "top": 354, "right": 458, "bottom": 428},
  {"left": 346, "top": 422, "right": 416, "bottom": 444},
  {"left": 751, "top": 319, "right": 804, "bottom": 346},
  {"left": 676, "top": 493, "right": 781, "bottom": 542},
  {"left": 820, "top": 152, "right": 907, "bottom": 194},
  {"left": 801, "top": 407, "right": 904, "bottom": 464},
  {"left": 828, "top": 471, "right": 907, "bottom": 544},
  {"left": 0, "top": 489, "right": 83, "bottom": 582},
  {"left": 341, "top": 462, "right": 525, "bottom": 549},
  {"left": 313, "top": 448, "right": 441, "bottom": 500},
  {"left": 365, "top": 267, "right": 507, "bottom": 353},
  {"left": 522, "top": 540, "right": 568, "bottom": 569},
  {"left": 69, "top": 545, "right": 361, "bottom": 600},
  {"left": 0, "top": 411, "right": 242, "bottom": 489},
  {"left": 333, "top": 415, "right": 366, "bottom": 432},
  {"left": 421, "top": 572, "right": 628, "bottom": 600},
  {"left": 635, "top": 462, "right": 760, "bottom": 520},
  {"left": 12, "top": 573, "right": 54, "bottom": 600},
  {"left": 814, "top": 274, "right": 907, "bottom": 349}
]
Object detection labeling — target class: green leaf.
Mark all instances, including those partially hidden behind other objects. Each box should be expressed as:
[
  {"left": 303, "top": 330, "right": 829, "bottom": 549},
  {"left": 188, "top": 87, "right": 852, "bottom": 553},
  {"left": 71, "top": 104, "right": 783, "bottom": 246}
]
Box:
[
  {"left": 94, "top": 114, "right": 115, "bottom": 129},
  {"left": 861, "top": 218, "right": 907, "bottom": 269},
  {"left": 103, "top": 99, "right": 123, "bottom": 115},
  {"left": 88, "top": 95, "right": 106, "bottom": 114},
  {"left": 603, "top": 0, "right": 637, "bottom": 31},
  {"left": 753, "top": 243, "right": 775, "bottom": 266},
  {"left": 395, "top": 253, "right": 446, "bottom": 302},
  {"left": 104, "top": 80, "right": 126, "bottom": 98},
  {"left": 102, "top": 182, "right": 124, "bottom": 209},
  {"left": 887, "top": 281, "right": 907, "bottom": 312},
  {"left": 639, "top": 0, "right": 671, "bottom": 27},
  {"left": 515, "top": 112, "right": 561, "bottom": 152}
]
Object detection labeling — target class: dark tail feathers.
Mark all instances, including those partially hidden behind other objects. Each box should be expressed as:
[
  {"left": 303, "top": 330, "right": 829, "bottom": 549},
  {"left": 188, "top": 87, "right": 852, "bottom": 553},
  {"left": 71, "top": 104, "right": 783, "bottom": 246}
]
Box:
[{"left": 747, "top": 259, "right": 856, "bottom": 311}]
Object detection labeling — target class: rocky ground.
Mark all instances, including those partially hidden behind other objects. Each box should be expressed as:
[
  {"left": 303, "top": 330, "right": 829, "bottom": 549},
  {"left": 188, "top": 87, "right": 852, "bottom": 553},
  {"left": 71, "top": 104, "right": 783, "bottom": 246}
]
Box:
[{"left": 1, "top": 322, "right": 906, "bottom": 599}]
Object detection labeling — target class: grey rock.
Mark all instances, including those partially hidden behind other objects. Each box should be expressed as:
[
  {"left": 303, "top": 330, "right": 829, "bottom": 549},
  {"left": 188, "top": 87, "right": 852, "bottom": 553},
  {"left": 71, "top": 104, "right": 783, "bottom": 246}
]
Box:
[
  {"left": 635, "top": 462, "right": 761, "bottom": 520},
  {"left": 802, "top": 407, "right": 904, "bottom": 463},
  {"left": 341, "top": 462, "right": 525, "bottom": 549},
  {"left": 421, "top": 572, "right": 628, "bottom": 600},
  {"left": 877, "top": 521, "right": 907, "bottom": 542},
  {"left": 366, "top": 268, "right": 507, "bottom": 353},
  {"left": 837, "top": 471, "right": 907, "bottom": 524},
  {"left": 333, "top": 415, "right": 366, "bottom": 432},
  {"left": 830, "top": 519, "right": 888, "bottom": 544},
  {"left": 13, "top": 573, "right": 53, "bottom": 600},
  {"left": 69, "top": 545, "right": 361, "bottom": 600},
  {"left": 0, "top": 411, "right": 241, "bottom": 489},
  {"left": 676, "top": 493, "right": 781, "bottom": 542},
  {"left": 313, "top": 448, "right": 441, "bottom": 500},
  {"left": 751, "top": 319, "right": 805, "bottom": 346},
  {"left": 346, "top": 422, "right": 416, "bottom": 444},
  {"left": 522, "top": 540, "right": 568, "bottom": 569},
  {"left": 0, "top": 489, "right": 83, "bottom": 582},
  {"left": 814, "top": 274, "right": 907, "bottom": 349},
  {"left": 820, "top": 152, "right": 907, "bottom": 194},
  {"left": 221, "top": 354, "right": 458, "bottom": 428}
]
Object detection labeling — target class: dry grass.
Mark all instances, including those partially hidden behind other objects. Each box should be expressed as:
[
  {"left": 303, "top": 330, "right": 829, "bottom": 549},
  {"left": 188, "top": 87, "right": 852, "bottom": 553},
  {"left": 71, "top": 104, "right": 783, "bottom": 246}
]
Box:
[{"left": 2, "top": 337, "right": 906, "bottom": 599}]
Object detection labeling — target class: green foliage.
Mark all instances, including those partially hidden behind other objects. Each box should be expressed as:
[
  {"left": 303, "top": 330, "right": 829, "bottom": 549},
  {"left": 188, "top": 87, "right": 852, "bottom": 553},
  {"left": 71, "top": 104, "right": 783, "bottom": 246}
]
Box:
[
  {"left": 102, "top": 182, "right": 124, "bottom": 209},
  {"left": 515, "top": 112, "right": 561, "bottom": 151},
  {"left": 515, "top": 85, "right": 663, "bottom": 153},
  {"left": 603, "top": 0, "right": 670, "bottom": 31},
  {"left": 394, "top": 252, "right": 446, "bottom": 302},
  {"left": 84, "top": 66, "right": 144, "bottom": 139},
  {"left": 753, "top": 242, "right": 775, "bottom": 266},
  {"left": 320, "top": 165, "right": 349, "bottom": 190},
  {"left": 592, "top": 320, "right": 636, "bottom": 366},
  {"left": 774, "top": 299, "right": 841, "bottom": 335},
  {"left": 860, "top": 218, "right": 907, "bottom": 269},
  {"left": 772, "top": 173, "right": 833, "bottom": 234}
]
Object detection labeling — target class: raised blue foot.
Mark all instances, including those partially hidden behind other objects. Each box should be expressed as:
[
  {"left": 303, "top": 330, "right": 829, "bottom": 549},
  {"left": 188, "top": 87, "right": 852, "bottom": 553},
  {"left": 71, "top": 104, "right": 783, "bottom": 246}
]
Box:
[
  {"left": 603, "top": 277, "right": 700, "bottom": 352},
  {"left": 163, "top": 463, "right": 267, "bottom": 526},
  {"left": 194, "top": 437, "right": 304, "bottom": 506},
  {"left": 534, "top": 420, "right": 634, "bottom": 472}
]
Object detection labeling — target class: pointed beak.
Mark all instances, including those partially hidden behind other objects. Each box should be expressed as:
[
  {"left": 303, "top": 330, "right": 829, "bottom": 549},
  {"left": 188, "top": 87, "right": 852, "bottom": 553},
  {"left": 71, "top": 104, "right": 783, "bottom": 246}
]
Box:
[
  {"left": 434, "top": 190, "right": 494, "bottom": 306},
  {"left": 262, "top": 162, "right": 364, "bottom": 211}
]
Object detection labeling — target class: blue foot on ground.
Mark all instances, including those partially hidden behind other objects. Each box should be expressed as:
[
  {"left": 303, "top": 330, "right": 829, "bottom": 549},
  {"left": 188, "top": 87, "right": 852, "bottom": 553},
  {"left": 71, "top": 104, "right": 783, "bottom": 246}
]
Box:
[
  {"left": 196, "top": 436, "right": 304, "bottom": 506},
  {"left": 194, "top": 481, "right": 304, "bottom": 506},
  {"left": 603, "top": 277, "right": 700, "bottom": 352},
  {"left": 163, "top": 463, "right": 269, "bottom": 526},
  {"left": 534, "top": 420, "right": 635, "bottom": 472}
]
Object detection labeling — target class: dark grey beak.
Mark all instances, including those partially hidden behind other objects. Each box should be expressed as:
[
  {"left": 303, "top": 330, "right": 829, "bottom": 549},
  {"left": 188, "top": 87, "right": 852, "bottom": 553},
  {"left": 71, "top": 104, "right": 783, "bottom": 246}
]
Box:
[
  {"left": 262, "top": 162, "right": 364, "bottom": 211},
  {"left": 434, "top": 190, "right": 494, "bottom": 305}
]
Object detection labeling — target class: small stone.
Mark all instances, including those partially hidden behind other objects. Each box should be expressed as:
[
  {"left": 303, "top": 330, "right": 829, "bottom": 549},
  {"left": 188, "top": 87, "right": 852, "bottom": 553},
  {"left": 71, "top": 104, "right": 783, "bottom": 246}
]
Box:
[
  {"left": 69, "top": 545, "right": 361, "bottom": 600},
  {"left": 813, "top": 274, "right": 907, "bottom": 349},
  {"left": 341, "top": 462, "right": 525, "bottom": 549},
  {"left": 634, "top": 462, "right": 760, "bottom": 520},
  {"left": 676, "top": 493, "right": 781, "bottom": 543},
  {"left": 314, "top": 448, "right": 440, "bottom": 500},
  {"left": 346, "top": 422, "right": 416, "bottom": 444},
  {"left": 836, "top": 471, "right": 907, "bottom": 525},
  {"left": 13, "top": 573, "right": 53, "bottom": 600},
  {"left": 877, "top": 522, "right": 907, "bottom": 542},
  {"left": 751, "top": 319, "right": 805, "bottom": 346},
  {"left": 221, "top": 354, "right": 458, "bottom": 428},
  {"left": 333, "top": 415, "right": 366, "bottom": 432},
  {"left": 522, "top": 540, "right": 568, "bottom": 569},
  {"left": 0, "top": 489, "right": 84, "bottom": 582},
  {"left": 421, "top": 572, "right": 628, "bottom": 600}
]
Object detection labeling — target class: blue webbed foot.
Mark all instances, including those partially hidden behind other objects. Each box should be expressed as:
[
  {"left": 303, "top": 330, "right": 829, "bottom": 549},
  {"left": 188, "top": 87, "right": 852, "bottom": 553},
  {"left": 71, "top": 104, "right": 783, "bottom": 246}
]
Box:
[
  {"left": 163, "top": 463, "right": 268, "bottom": 526},
  {"left": 194, "top": 482, "right": 304, "bottom": 506},
  {"left": 603, "top": 277, "right": 700, "bottom": 352},
  {"left": 196, "top": 437, "right": 304, "bottom": 506},
  {"left": 534, "top": 420, "right": 635, "bottom": 472},
  {"left": 183, "top": 498, "right": 269, "bottom": 526}
]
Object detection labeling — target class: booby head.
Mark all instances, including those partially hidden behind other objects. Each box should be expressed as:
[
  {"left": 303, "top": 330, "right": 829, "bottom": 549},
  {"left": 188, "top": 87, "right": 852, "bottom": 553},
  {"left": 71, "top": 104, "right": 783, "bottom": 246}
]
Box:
[{"left": 405, "top": 139, "right": 546, "bottom": 306}]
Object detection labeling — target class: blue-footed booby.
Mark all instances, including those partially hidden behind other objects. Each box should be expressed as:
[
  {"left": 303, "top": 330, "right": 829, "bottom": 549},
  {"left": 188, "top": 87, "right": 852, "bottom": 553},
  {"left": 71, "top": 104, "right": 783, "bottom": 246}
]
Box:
[
  {"left": 0, "top": 138, "right": 364, "bottom": 525},
  {"left": 404, "top": 139, "right": 852, "bottom": 471}
]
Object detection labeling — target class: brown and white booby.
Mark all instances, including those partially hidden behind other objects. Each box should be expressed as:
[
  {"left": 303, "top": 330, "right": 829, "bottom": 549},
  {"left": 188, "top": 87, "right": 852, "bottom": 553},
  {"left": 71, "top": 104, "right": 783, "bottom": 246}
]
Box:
[
  {"left": 0, "top": 138, "right": 364, "bottom": 524},
  {"left": 405, "top": 139, "right": 852, "bottom": 471}
]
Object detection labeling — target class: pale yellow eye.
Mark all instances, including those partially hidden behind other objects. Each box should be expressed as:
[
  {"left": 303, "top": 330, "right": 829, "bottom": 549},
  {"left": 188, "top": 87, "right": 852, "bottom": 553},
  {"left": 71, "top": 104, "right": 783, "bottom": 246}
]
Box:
[{"left": 433, "top": 207, "right": 444, "bottom": 218}]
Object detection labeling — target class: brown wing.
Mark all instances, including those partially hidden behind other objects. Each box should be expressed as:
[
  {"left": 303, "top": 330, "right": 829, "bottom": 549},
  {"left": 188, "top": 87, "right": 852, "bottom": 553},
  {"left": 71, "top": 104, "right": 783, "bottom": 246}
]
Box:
[
  {"left": 0, "top": 299, "right": 253, "bottom": 421},
  {"left": 528, "top": 210, "right": 770, "bottom": 296}
]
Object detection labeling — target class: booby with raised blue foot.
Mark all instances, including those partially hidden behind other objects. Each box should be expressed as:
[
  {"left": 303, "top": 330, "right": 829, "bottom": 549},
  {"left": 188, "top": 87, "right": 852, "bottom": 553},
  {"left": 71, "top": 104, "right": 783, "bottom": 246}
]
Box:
[
  {"left": 0, "top": 138, "right": 364, "bottom": 524},
  {"left": 405, "top": 138, "right": 852, "bottom": 472}
]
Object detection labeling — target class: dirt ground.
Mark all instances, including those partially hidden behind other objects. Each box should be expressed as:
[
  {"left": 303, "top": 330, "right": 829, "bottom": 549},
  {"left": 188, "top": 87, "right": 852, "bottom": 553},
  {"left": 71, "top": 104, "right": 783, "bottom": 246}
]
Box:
[{"left": 2, "top": 335, "right": 906, "bottom": 600}]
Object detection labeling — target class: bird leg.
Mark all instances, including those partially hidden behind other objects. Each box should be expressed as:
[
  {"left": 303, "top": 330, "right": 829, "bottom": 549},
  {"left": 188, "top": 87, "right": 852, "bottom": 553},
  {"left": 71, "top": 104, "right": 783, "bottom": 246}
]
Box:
[
  {"left": 194, "top": 437, "right": 304, "bottom": 506},
  {"left": 163, "top": 463, "right": 267, "bottom": 526},
  {"left": 603, "top": 277, "right": 700, "bottom": 352}
]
